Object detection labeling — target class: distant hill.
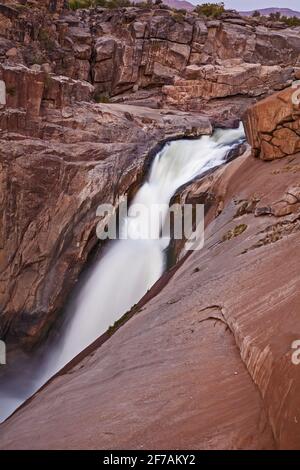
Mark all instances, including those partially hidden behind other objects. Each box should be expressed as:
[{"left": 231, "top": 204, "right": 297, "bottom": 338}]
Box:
[
  {"left": 162, "top": 0, "right": 194, "bottom": 10},
  {"left": 240, "top": 7, "right": 300, "bottom": 18}
]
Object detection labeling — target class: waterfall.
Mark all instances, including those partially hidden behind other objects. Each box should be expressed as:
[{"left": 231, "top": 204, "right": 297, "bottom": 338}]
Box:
[{"left": 0, "top": 124, "right": 245, "bottom": 422}]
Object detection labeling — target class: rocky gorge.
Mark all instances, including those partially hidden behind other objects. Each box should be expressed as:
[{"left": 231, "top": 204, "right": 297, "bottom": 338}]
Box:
[{"left": 0, "top": 0, "right": 300, "bottom": 451}]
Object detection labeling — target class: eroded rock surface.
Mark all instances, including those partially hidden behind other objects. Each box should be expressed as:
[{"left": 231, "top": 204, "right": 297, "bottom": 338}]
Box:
[
  {"left": 0, "top": 1, "right": 300, "bottom": 451},
  {"left": 3, "top": 0, "right": 299, "bottom": 343},
  {"left": 244, "top": 86, "right": 300, "bottom": 160},
  {"left": 1, "top": 147, "right": 300, "bottom": 449},
  {"left": 0, "top": 2, "right": 298, "bottom": 116},
  {"left": 0, "top": 61, "right": 211, "bottom": 344},
  {"left": 1, "top": 86, "right": 300, "bottom": 449}
]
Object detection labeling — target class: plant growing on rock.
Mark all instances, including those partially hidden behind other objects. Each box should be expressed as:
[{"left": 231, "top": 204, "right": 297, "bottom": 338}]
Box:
[
  {"left": 6, "top": 86, "right": 16, "bottom": 97},
  {"left": 105, "top": 0, "right": 131, "bottom": 8},
  {"left": 69, "top": 0, "right": 131, "bottom": 8},
  {"left": 94, "top": 92, "right": 111, "bottom": 103},
  {"left": 38, "top": 29, "right": 57, "bottom": 53},
  {"left": 172, "top": 9, "right": 186, "bottom": 23},
  {"left": 264, "top": 11, "right": 300, "bottom": 27},
  {"left": 222, "top": 224, "right": 247, "bottom": 242},
  {"left": 269, "top": 12, "right": 281, "bottom": 21},
  {"left": 69, "top": 0, "right": 93, "bottom": 9},
  {"left": 280, "top": 15, "right": 300, "bottom": 27},
  {"left": 194, "top": 2, "right": 225, "bottom": 18}
]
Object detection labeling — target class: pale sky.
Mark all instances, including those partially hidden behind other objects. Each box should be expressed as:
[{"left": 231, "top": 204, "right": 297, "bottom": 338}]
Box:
[{"left": 190, "top": 0, "right": 300, "bottom": 11}]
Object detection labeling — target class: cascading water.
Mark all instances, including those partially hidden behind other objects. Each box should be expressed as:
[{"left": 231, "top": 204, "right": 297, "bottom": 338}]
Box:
[{"left": 0, "top": 124, "right": 245, "bottom": 422}]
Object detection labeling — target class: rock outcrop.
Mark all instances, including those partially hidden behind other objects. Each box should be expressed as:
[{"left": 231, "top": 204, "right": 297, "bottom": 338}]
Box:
[
  {"left": 0, "top": 1, "right": 300, "bottom": 451},
  {"left": 1, "top": 84, "right": 300, "bottom": 449},
  {"left": 3, "top": 1, "right": 299, "bottom": 344},
  {"left": 1, "top": 120, "right": 300, "bottom": 448},
  {"left": 0, "top": 3, "right": 299, "bottom": 117},
  {"left": 0, "top": 61, "right": 211, "bottom": 345},
  {"left": 244, "top": 85, "right": 300, "bottom": 160},
  {"left": 163, "top": 60, "right": 293, "bottom": 109}
]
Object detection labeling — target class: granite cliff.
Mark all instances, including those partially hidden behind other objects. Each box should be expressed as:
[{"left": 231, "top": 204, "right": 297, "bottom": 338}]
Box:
[{"left": 0, "top": 0, "right": 300, "bottom": 450}]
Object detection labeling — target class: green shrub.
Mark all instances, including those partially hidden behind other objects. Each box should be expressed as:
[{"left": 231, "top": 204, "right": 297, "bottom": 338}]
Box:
[
  {"left": 280, "top": 15, "right": 300, "bottom": 27},
  {"left": 94, "top": 92, "right": 111, "bottom": 103},
  {"left": 222, "top": 224, "right": 247, "bottom": 242},
  {"left": 6, "top": 86, "right": 16, "bottom": 97},
  {"left": 269, "top": 11, "right": 281, "bottom": 21},
  {"left": 194, "top": 2, "right": 225, "bottom": 18},
  {"left": 69, "top": 0, "right": 93, "bottom": 9},
  {"left": 30, "top": 53, "right": 45, "bottom": 65},
  {"left": 38, "top": 29, "right": 56, "bottom": 52},
  {"left": 172, "top": 9, "right": 186, "bottom": 23},
  {"left": 104, "top": 0, "right": 131, "bottom": 8},
  {"left": 69, "top": 0, "right": 131, "bottom": 9}
]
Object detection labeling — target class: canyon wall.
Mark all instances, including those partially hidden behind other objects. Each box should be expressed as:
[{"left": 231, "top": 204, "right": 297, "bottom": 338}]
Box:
[
  {"left": 0, "top": 3, "right": 299, "bottom": 115},
  {"left": 244, "top": 86, "right": 300, "bottom": 160},
  {"left": 1, "top": 86, "right": 300, "bottom": 449},
  {"left": 0, "top": 0, "right": 300, "bottom": 450},
  {"left": 1, "top": 2, "right": 300, "bottom": 343},
  {"left": 0, "top": 63, "right": 211, "bottom": 345}
]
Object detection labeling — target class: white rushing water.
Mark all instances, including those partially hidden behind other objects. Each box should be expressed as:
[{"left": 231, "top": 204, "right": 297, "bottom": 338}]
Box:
[{"left": 0, "top": 124, "right": 245, "bottom": 422}]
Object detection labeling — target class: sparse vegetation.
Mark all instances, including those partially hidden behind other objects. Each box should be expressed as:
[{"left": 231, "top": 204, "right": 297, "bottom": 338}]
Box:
[
  {"left": 172, "top": 9, "right": 186, "bottom": 23},
  {"left": 69, "top": 0, "right": 131, "bottom": 9},
  {"left": 222, "top": 224, "right": 247, "bottom": 241},
  {"left": 269, "top": 11, "right": 281, "bottom": 21},
  {"left": 30, "top": 53, "right": 45, "bottom": 66},
  {"left": 280, "top": 15, "right": 300, "bottom": 27},
  {"left": 252, "top": 10, "right": 261, "bottom": 17},
  {"left": 266, "top": 11, "right": 300, "bottom": 27},
  {"left": 6, "top": 86, "right": 16, "bottom": 97},
  {"left": 69, "top": 0, "right": 93, "bottom": 9},
  {"left": 38, "top": 29, "right": 56, "bottom": 53},
  {"left": 94, "top": 92, "right": 111, "bottom": 103},
  {"left": 194, "top": 2, "right": 225, "bottom": 18},
  {"left": 104, "top": 0, "right": 131, "bottom": 8}
]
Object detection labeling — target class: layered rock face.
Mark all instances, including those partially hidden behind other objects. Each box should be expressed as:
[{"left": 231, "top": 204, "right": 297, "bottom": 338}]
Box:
[
  {"left": 0, "top": 0, "right": 66, "bottom": 13},
  {"left": 0, "top": 2, "right": 299, "bottom": 117},
  {"left": 1, "top": 1, "right": 300, "bottom": 451},
  {"left": 1, "top": 86, "right": 300, "bottom": 449},
  {"left": 1, "top": 1, "right": 298, "bottom": 343},
  {"left": 244, "top": 86, "right": 300, "bottom": 160},
  {"left": 0, "top": 61, "right": 210, "bottom": 344}
]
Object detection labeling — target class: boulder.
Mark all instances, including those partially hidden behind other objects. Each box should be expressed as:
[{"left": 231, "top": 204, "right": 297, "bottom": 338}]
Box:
[
  {"left": 243, "top": 86, "right": 300, "bottom": 160},
  {"left": 0, "top": 64, "right": 44, "bottom": 118},
  {"left": 43, "top": 74, "right": 94, "bottom": 108},
  {"left": 0, "top": 64, "right": 95, "bottom": 120},
  {"left": 163, "top": 61, "right": 293, "bottom": 109}
]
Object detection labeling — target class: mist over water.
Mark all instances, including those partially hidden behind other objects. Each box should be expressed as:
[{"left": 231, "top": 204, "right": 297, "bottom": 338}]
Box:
[{"left": 0, "top": 124, "right": 245, "bottom": 423}]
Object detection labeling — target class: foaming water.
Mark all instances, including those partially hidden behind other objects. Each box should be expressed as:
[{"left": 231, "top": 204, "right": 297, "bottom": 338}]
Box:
[{"left": 0, "top": 124, "right": 245, "bottom": 422}]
